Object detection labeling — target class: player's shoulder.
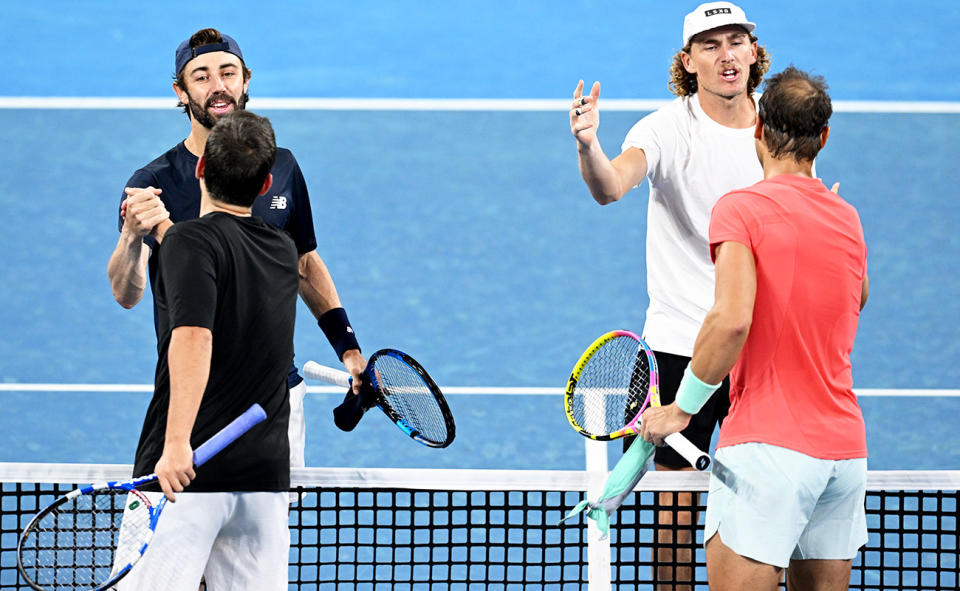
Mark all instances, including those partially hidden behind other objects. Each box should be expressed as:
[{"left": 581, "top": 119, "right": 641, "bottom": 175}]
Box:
[
  {"left": 167, "top": 213, "right": 257, "bottom": 255},
  {"left": 270, "top": 146, "right": 301, "bottom": 175},
  {"left": 715, "top": 181, "right": 768, "bottom": 210},
  {"left": 163, "top": 215, "right": 209, "bottom": 241},
  {"left": 661, "top": 94, "right": 693, "bottom": 112},
  {"left": 128, "top": 142, "right": 193, "bottom": 184},
  {"left": 159, "top": 218, "right": 228, "bottom": 271},
  {"left": 650, "top": 95, "right": 695, "bottom": 122},
  {"left": 831, "top": 190, "right": 864, "bottom": 226},
  {"left": 626, "top": 96, "right": 691, "bottom": 140},
  {"left": 142, "top": 142, "right": 192, "bottom": 172},
  {"left": 191, "top": 211, "right": 292, "bottom": 238},
  {"left": 275, "top": 146, "right": 298, "bottom": 166}
]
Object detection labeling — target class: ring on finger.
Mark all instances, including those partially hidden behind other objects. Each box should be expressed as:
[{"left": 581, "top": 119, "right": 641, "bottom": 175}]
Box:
[
  {"left": 575, "top": 108, "right": 581, "bottom": 116},
  {"left": 580, "top": 97, "right": 587, "bottom": 106}
]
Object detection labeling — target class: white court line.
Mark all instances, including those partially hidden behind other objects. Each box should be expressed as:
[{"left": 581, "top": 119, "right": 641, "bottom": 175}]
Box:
[
  {"left": 1, "top": 96, "right": 960, "bottom": 114},
  {"left": 0, "top": 383, "right": 957, "bottom": 397}
]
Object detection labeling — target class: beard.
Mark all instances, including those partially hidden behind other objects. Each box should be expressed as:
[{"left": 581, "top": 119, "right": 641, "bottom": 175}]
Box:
[{"left": 186, "top": 90, "right": 249, "bottom": 129}]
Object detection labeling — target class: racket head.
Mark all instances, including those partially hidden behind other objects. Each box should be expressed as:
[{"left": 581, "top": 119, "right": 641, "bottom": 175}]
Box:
[
  {"left": 366, "top": 349, "right": 456, "bottom": 448},
  {"left": 17, "top": 482, "right": 165, "bottom": 591},
  {"left": 564, "top": 330, "right": 657, "bottom": 440}
]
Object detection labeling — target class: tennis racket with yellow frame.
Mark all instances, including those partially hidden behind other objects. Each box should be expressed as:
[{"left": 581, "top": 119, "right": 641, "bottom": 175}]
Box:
[{"left": 564, "top": 330, "right": 710, "bottom": 470}]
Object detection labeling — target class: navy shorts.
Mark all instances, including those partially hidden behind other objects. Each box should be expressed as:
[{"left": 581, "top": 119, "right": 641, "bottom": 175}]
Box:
[{"left": 624, "top": 350, "right": 731, "bottom": 468}]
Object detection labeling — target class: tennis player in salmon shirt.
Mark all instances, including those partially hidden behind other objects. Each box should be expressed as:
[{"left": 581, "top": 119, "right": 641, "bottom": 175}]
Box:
[{"left": 640, "top": 66, "right": 870, "bottom": 591}]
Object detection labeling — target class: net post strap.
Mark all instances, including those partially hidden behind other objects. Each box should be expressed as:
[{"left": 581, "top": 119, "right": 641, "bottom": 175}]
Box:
[{"left": 585, "top": 438, "right": 612, "bottom": 591}]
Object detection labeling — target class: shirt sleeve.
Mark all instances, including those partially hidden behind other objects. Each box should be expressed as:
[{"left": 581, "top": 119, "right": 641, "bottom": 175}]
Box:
[
  {"left": 285, "top": 156, "right": 318, "bottom": 256},
  {"left": 158, "top": 226, "right": 218, "bottom": 330},
  {"left": 621, "top": 110, "right": 666, "bottom": 183},
  {"left": 708, "top": 192, "right": 754, "bottom": 262}
]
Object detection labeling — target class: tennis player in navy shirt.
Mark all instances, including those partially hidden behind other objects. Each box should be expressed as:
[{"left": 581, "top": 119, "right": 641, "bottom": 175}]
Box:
[
  {"left": 107, "top": 28, "right": 366, "bottom": 475},
  {"left": 119, "top": 110, "right": 297, "bottom": 591}
]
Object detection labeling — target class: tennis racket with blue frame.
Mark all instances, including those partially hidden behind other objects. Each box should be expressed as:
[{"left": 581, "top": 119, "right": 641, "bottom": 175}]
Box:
[
  {"left": 303, "top": 348, "right": 455, "bottom": 448},
  {"left": 16, "top": 403, "right": 267, "bottom": 591}
]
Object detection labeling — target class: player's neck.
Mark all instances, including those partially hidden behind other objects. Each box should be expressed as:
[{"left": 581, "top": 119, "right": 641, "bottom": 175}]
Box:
[
  {"left": 184, "top": 121, "right": 212, "bottom": 157},
  {"left": 200, "top": 190, "right": 252, "bottom": 217},
  {"left": 761, "top": 155, "right": 815, "bottom": 179},
  {"left": 696, "top": 90, "right": 756, "bottom": 129}
]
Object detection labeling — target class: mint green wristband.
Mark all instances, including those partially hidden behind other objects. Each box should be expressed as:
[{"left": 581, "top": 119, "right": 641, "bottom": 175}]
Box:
[{"left": 675, "top": 364, "right": 722, "bottom": 415}]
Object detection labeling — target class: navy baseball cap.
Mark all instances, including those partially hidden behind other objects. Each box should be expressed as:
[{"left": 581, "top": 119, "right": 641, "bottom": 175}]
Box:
[{"left": 175, "top": 32, "right": 244, "bottom": 76}]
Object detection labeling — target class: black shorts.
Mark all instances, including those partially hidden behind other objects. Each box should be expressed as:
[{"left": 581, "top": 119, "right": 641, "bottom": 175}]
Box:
[{"left": 623, "top": 350, "right": 730, "bottom": 468}]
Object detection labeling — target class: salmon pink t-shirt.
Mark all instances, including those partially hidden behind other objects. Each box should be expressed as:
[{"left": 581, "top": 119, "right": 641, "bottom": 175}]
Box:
[{"left": 709, "top": 174, "right": 868, "bottom": 460}]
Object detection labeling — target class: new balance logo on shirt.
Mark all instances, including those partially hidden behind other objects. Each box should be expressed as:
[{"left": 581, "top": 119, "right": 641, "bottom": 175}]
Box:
[{"left": 270, "top": 196, "right": 288, "bottom": 209}]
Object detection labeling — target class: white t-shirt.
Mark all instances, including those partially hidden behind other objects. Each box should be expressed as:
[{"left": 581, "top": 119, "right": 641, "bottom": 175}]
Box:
[{"left": 621, "top": 93, "right": 762, "bottom": 356}]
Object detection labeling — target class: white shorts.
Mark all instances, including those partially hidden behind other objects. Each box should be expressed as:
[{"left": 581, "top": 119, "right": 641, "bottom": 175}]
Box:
[
  {"left": 704, "top": 442, "right": 867, "bottom": 568},
  {"left": 288, "top": 380, "right": 307, "bottom": 469},
  {"left": 288, "top": 380, "right": 308, "bottom": 504},
  {"left": 115, "top": 491, "right": 289, "bottom": 591}
]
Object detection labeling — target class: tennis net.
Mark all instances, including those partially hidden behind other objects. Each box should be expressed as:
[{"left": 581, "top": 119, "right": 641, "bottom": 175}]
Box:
[{"left": 1, "top": 464, "right": 957, "bottom": 590}]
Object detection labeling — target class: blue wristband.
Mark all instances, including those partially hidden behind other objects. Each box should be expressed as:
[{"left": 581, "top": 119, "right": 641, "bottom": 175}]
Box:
[
  {"left": 675, "top": 364, "right": 722, "bottom": 415},
  {"left": 317, "top": 307, "right": 360, "bottom": 361}
]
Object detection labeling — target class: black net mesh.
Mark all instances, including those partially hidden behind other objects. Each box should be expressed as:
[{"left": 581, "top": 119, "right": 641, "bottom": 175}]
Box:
[
  {"left": 2, "top": 469, "right": 958, "bottom": 590},
  {"left": 288, "top": 486, "right": 587, "bottom": 590}
]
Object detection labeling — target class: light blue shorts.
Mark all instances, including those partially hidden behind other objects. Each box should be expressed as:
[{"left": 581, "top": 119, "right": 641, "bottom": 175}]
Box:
[{"left": 704, "top": 442, "right": 867, "bottom": 568}]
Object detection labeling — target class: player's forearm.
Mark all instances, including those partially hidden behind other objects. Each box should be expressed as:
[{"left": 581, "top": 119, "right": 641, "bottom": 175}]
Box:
[
  {"left": 165, "top": 326, "right": 212, "bottom": 447},
  {"left": 577, "top": 142, "right": 625, "bottom": 204},
  {"left": 300, "top": 251, "right": 364, "bottom": 362},
  {"left": 298, "top": 250, "right": 343, "bottom": 317},
  {"left": 107, "top": 230, "right": 149, "bottom": 308},
  {"left": 152, "top": 219, "right": 173, "bottom": 244}
]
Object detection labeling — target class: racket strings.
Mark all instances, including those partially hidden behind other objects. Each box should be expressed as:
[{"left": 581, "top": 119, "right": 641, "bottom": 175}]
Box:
[
  {"left": 570, "top": 335, "right": 650, "bottom": 436},
  {"left": 19, "top": 490, "right": 153, "bottom": 591},
  {"left": 372, "top": 356, "right": 449, "bottom": 444}
]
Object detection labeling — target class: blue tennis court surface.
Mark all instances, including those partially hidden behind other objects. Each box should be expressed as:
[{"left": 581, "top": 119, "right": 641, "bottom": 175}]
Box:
[
  {"left": 0, "top": 1, "right": 958, "bottom": 471},
  {"left": 3, "top": 1, "right": 958, "bottom": 101}
]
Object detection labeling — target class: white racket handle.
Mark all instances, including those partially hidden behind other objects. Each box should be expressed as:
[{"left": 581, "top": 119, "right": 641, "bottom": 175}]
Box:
[
  {"left": 302, "top": 361, "right": 352, "bottom": 388},
  {"left": 664, "top": 432, "right": 711, "bottom": 471}
]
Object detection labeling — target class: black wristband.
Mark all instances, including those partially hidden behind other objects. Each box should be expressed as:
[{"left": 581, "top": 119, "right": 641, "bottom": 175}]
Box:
[{"left": 317, "top": 307, "right": 360, "bottom": 361}]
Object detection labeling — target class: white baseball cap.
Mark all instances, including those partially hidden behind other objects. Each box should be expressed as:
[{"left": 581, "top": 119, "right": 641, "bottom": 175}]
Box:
[{"left": 682, "top": 2, "right": 756, "bottom": 47}]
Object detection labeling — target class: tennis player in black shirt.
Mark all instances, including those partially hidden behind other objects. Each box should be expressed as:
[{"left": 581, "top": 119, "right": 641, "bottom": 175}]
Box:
[
  {"left": 107, "top": 29, "right": 366, "bottom": 477},
  {"left": 118, "top": 111, "right": 297, "bottom": 590}
]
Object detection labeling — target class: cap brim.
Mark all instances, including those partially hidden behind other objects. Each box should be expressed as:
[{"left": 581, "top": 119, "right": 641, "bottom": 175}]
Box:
[{"left": 685, "top": 20, "right": 756, "bottom": 47}]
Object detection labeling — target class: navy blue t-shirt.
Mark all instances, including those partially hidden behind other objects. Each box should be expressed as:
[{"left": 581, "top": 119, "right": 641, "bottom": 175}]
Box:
[{"left": 119, "top": 141, "right": 317, "bottom": 387}]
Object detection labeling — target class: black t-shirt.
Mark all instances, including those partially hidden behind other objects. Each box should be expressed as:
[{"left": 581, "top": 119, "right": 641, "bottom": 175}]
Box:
[
  {"left": 120, "top": 141, "right": 317, "bottom": 388},
  {"left": 133, "top": 212, "right": 299, "bottom": 492}
]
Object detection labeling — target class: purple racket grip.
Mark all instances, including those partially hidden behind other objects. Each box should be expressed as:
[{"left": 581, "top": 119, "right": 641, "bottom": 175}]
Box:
[{"left": 192, "top": 404, "right": 267, "bottom": 467}]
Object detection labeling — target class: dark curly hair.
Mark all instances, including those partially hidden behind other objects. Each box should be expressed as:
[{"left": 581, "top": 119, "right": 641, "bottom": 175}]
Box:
[
  {"left": 203, "top": 111, "right": 277, "bottom": 207},
  {"left": 758, "top": 66, "right": 832, "bottom": 161},
  {"left": 668, "top": 32, "right": 770, "bottom": 98}
]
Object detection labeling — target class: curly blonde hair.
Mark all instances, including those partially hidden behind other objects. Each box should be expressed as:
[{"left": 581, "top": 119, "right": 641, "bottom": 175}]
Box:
[{"left": 668, "top": 33, "right": 770, "bottom": 97}]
